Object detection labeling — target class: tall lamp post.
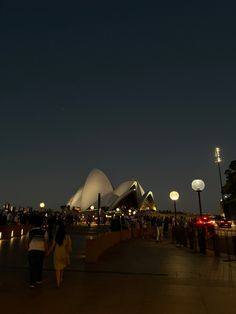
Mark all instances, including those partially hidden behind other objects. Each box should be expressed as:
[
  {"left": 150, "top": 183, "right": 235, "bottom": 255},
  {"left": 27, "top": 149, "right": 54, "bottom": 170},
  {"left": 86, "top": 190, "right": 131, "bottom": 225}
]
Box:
[
  {"left": 191, "top": 179, "right": 205, "bottom": 218},
  {"left": 169, "top": 191, "right": 179, "bottom": 226},
  {"left": 214, "top": 147, "right": 225, "bottom": 211},
  {"left": 97, "top": 193, "right": 101, "bottom": 226}
]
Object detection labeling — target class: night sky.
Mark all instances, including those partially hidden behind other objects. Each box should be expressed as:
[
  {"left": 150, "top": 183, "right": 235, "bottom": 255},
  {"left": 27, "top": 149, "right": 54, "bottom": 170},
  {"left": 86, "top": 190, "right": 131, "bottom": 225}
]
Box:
[{"left": 1, "top": 1, "right": 236, "bottom": 213}]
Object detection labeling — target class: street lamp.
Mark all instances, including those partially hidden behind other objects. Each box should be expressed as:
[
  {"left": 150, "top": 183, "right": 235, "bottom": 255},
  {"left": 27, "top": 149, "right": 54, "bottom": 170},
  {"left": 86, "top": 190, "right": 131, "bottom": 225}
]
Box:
[
  {"left": 97, "top": 193, "right": 101, "bottom": 226},
  {"left": 191, "top": 179, "right": 205, "bottom": 218},
  {"left": 39, "top": 202, "right": 45, "bottom": 210},
  {"left": 169, "top": 191, "right": 179, "bottom": 226},
  {"left": 214, "top": 147, "right": 225, "bottom": 210}
]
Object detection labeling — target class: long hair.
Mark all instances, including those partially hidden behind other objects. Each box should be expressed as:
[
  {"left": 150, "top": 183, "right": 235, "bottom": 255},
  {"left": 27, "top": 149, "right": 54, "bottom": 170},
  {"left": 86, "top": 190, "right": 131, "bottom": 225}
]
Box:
[{"left": 55, "top": 223, "right": 66, "bottom": 246}]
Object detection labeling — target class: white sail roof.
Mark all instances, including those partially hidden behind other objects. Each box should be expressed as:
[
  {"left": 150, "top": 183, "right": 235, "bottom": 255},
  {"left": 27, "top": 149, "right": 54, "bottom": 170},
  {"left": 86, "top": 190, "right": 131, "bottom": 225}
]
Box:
[{"left": 67, "top": 168, "right": 156, "bottom": 211}]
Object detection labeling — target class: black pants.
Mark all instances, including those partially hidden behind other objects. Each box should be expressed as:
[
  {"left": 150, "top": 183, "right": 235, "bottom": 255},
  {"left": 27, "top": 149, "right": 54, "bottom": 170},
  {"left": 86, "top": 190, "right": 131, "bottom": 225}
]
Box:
[{"left": 28, "top": 250, "right": 45, "bottom": 285}]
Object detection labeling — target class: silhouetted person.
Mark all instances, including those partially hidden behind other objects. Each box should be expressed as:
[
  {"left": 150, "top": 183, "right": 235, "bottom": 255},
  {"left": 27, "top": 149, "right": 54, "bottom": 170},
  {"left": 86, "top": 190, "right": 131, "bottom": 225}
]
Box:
[{"left": 25, "top": 214, "right": 48, "bottom": 288}]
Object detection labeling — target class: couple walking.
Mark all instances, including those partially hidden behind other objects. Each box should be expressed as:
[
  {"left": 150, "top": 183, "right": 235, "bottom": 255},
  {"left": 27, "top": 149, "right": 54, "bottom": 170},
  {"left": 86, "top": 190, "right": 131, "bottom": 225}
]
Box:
[{"left": 25, "top": 216, "right": 72, "bottom": 288}]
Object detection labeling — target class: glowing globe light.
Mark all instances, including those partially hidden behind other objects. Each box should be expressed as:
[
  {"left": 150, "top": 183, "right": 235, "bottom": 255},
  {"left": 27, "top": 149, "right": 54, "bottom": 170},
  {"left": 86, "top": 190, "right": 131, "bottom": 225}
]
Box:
[
  {"left": 39, "top": 202, "right": 45, "bottom": 209},
  {"left": 169, "top": 191, "right": 179, "bottom": 201},
  {"left": 191, "top": 179, "right": 205, "bottom": 218},
  {"left": 191, "top": 179, "right": 205, "bottom": 192}
]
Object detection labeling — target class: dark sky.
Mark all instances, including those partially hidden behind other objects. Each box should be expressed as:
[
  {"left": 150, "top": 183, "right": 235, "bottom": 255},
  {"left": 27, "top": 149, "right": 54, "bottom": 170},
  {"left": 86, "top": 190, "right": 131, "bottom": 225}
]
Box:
[{"left": 1, "top": 1, "right": 236, "bottom": 213}]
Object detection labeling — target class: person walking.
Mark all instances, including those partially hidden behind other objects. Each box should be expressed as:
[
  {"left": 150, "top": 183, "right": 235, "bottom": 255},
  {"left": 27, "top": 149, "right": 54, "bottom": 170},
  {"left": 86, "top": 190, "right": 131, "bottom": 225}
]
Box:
[
  {"left": 25, "top": 214, "right": 48, "bottom": 288},
  {"left": 156, "top": 217, "right": 164, "bottom": 242},
  {"left": 47, "top": 222, "right": 72, "bottom": 288}
]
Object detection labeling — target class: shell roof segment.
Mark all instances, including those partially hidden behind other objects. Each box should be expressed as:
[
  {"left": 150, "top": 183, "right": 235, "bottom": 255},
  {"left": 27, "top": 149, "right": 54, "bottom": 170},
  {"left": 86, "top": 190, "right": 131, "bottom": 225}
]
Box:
[{"left": 67, "top": 168, "right": 156, "bottom": 211}]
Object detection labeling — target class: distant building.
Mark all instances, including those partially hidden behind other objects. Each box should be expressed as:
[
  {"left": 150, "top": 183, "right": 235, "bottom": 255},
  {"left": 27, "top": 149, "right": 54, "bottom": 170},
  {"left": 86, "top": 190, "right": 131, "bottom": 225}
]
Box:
[{"left": 67, "top": 168, "right": 157, "bottom": 212}]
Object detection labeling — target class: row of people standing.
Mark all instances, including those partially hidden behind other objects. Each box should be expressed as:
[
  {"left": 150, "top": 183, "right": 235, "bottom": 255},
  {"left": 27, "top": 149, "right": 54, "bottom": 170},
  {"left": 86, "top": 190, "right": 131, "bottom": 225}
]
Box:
[
  {"left": 128, "top": 214, "right": 216, "bottom": 256},
  {"left": 172, "top": 217, "right": 220, "bottom": 256}
]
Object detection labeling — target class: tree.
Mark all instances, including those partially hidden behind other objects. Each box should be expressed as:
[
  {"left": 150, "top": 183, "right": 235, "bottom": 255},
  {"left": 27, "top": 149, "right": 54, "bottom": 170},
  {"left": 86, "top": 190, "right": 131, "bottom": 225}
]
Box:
[
  {"left": 222, "top": 160, "right": 236, "bottom": 219},
  {"left": 223, "top": 160, "right": 236, "bottom": 196}
]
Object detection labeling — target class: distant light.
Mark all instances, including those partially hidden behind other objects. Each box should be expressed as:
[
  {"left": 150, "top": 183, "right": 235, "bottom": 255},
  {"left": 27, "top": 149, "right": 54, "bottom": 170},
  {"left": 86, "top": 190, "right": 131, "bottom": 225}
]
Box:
[
  {"left": 21, "top": 229, "right": 24, "bottom": 236},
  {"left": 191, "top": 179, "right": 205, "bottom": 192},
  {"left": 169, "top": 191, "right": 179, "bottom": 201},
  {"left": 39, "top": 202, "right": 45, "bottom": 208},
  {"left": 215, "top": 147, "right": 222, "bottom": 163},
  {"left": 116, "top": 208, "right": 120, "bottom": 212},
  {"left": 90, "top": 205, "right": 95, "bottom": 210},
  {"left": 11, "top": 230, "right": 14, "bottom": 238},
  {"left": 0, "top": 232, "right": 2, "bottom": 239}
]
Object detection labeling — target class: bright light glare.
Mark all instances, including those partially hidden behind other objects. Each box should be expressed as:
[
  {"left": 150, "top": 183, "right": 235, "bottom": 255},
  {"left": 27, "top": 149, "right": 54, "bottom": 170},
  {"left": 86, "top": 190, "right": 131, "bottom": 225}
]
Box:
[
  {"left": 169, "top": 191, "right": 179, "bottom": 201},
  {"left": 215, "top": 147, "right": 222, "bottom": 163}
]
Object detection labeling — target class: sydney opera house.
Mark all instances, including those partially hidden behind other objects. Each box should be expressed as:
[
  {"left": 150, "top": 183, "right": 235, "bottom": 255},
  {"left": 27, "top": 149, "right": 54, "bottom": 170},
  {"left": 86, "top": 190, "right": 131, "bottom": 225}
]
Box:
[{"left": 67, "top": 169, "right": 157, "bottom": 212}]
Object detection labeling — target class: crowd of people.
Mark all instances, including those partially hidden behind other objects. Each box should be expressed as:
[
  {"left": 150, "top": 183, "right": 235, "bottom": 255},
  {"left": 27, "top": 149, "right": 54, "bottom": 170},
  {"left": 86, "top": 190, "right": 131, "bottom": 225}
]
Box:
[
  {"left": 0, "top": 207, "right": 221, "bottom": 289},
  {"left": 109, "top": 213, "right": 219, "bottom": 256}
]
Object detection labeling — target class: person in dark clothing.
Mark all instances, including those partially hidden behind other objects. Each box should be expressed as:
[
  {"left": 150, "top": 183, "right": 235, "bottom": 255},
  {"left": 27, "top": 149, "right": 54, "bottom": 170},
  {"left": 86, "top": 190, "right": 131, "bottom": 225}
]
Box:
[
  {"left": 197, "top": 224, "right": 206, "bottom": 255},
  {"left": 25, "top": 215, "right": 48, "bottom": 288}
]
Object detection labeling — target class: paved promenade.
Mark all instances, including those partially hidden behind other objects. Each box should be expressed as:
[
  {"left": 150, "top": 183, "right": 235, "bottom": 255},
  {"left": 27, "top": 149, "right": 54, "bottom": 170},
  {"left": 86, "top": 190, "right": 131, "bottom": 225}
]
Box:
[{"left": 1, "top": 231, "right": 236, "bottom": 314}]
